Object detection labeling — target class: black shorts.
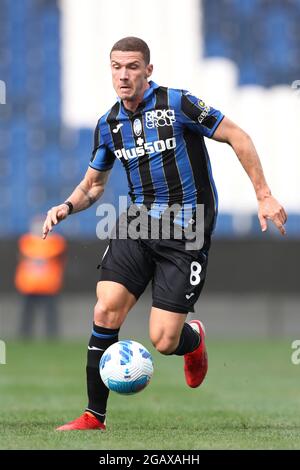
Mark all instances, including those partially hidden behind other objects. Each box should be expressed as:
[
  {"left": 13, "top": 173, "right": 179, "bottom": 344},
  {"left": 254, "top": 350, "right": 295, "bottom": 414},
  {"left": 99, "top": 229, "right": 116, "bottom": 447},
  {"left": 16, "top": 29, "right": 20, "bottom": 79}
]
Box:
[{"left": 98, "top": 236, "right": 210, "bottom": 314}]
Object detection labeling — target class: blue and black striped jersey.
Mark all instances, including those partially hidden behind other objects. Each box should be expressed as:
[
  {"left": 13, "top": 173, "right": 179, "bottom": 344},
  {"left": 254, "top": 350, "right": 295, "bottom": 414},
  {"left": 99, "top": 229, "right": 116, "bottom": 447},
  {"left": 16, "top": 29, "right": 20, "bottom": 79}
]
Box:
[{"left": 90, "top": 81, "right": 224, "bottom": 233}]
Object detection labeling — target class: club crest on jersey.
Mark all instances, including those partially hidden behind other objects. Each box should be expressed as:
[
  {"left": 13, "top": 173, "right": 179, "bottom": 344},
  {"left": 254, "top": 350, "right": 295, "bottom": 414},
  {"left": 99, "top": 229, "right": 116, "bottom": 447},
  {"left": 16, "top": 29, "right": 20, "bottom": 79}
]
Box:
[
  {"left": 145, "top": 109, "right": 176, "bottom": 128},
  {"left": 133, "top": 118, "right": 142, "bottom": 137}
]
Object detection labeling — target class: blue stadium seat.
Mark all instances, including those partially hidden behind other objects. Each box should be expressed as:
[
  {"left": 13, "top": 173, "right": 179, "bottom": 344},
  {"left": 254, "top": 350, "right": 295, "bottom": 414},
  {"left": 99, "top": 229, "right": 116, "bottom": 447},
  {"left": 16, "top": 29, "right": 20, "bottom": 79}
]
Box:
[{"left": 203, "top": 0, "right": 300, "bottom": 87}]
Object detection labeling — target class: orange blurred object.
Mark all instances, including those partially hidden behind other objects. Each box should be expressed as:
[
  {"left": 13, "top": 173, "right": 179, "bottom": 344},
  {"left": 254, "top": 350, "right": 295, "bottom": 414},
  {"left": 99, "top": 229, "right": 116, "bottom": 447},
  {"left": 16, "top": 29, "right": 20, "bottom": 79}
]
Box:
[{"left": 15, "top": 233, "right": 66, "bottom": 295}]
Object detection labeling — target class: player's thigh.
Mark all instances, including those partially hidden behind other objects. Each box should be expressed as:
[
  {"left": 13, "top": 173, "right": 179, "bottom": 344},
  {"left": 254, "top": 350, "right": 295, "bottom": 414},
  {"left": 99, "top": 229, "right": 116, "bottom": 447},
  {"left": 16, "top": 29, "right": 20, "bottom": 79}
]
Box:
[
  {"left": 99, "top": 238, "right": 154, "bottom": 303},
  {"left": 94, "top": 280, "right": 137, "bottom": 328},
  {"left": 149, "top": 307, "right": 187, "bottom": 353},
  {"left": 152, "top": 242, "right": 209, "bottom": 315}
]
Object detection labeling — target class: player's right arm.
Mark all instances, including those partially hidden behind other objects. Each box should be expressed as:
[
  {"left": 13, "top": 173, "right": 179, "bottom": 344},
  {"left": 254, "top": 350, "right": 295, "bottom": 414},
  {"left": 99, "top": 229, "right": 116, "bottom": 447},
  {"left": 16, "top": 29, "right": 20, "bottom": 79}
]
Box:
[
  {"left": 43, "top": 119, "right": 115, "bottom": 239},
  {"left": 42, "top": 167, "right": 110, "bottom": 239}
]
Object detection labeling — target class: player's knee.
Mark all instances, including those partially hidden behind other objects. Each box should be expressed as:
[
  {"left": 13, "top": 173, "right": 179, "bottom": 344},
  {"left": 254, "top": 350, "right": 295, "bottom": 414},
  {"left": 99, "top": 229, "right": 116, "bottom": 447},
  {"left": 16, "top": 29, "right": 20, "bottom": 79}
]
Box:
[
  {"left": 151, "top": 333, "right": 179, "bottom": 355},
  {"left": 93, "top": 298, "right": 125, "bottom": 329}
]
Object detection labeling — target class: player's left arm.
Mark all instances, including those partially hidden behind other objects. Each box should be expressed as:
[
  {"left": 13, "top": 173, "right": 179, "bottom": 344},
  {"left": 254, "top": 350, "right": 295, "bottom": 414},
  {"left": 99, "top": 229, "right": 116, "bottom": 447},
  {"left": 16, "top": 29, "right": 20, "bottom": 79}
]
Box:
[{"left": 212, "top": 116, "right": 287, "bottom": 235}]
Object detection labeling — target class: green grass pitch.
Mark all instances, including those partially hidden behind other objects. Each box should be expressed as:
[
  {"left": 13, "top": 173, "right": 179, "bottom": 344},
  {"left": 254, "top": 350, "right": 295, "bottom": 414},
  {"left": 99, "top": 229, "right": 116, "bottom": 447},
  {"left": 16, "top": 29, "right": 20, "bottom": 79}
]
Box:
[{"left": 1, "top": 339, "right": 300, "bottom": 450}]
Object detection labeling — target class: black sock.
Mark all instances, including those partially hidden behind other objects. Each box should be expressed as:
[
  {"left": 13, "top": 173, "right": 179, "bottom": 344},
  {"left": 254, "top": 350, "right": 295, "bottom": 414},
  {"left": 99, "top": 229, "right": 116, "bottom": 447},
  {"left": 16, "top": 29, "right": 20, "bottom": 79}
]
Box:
[
  {"left": 85, "top": 323, "right": 119, "bottom": 423},
  {"left": 170, "top": 323, "right": 200, "bottom": 356}
]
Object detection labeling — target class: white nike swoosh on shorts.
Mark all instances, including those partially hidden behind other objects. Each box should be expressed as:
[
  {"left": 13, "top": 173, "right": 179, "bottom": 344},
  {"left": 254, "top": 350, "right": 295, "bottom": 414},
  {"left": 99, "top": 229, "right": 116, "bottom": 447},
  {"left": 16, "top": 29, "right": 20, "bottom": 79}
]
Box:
[{"left": 88, "top": 346, "right": 105, "bottom": 351}]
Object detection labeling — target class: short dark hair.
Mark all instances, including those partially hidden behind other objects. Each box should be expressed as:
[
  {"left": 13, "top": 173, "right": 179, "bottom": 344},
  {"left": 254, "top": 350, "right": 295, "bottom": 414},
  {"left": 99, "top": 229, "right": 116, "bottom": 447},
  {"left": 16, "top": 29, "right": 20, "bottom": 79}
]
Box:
[{"left": 110, "top": 37, "right": 150, "bottom": 65}]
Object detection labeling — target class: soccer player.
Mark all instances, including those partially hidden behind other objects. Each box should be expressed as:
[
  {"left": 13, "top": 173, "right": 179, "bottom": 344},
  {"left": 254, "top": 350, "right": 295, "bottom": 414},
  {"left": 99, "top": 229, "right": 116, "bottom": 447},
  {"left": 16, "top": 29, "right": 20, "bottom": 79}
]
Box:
[{"left": 42, "top": 37, "right": 287, "bottom": 431}]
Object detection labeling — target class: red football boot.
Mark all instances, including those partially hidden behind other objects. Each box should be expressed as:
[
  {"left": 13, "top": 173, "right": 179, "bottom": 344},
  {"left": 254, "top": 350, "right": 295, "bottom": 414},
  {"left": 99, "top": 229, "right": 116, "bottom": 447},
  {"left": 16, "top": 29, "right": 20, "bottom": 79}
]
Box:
[
  {"left": 56, "top": 412, "right": 106, "bottom": 431},
  {"left": 184, "top": 320, "right": 208, "bottom": 388}
]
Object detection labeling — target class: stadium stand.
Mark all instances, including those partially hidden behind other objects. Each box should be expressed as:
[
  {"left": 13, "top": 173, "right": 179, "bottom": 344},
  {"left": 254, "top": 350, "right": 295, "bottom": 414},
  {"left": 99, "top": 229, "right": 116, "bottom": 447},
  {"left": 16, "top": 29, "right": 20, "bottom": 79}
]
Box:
[{"left": 0, "top": 0, "right": 299, "bottom": 238}]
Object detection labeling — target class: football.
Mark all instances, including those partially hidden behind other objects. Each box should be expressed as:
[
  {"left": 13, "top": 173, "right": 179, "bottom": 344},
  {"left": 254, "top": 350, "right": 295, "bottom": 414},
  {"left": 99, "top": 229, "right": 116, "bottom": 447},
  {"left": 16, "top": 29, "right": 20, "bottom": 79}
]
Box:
[{"left": 99, "top": 340, "right": 154, "bottom": 395}]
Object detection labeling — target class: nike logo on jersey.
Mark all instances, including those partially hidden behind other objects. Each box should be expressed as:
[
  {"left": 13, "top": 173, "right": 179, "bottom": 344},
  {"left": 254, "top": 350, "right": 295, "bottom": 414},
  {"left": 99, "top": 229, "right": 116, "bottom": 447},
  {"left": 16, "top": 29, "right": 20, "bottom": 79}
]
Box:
[
  {"left": 88, "top": 346, "right": 104, "bottom": 351},
  {"left": 185, "top": 293, "right": 195, "bottom": 300},
  {"left": 112, "top": 123, "right": 123, "bottom": 133}
]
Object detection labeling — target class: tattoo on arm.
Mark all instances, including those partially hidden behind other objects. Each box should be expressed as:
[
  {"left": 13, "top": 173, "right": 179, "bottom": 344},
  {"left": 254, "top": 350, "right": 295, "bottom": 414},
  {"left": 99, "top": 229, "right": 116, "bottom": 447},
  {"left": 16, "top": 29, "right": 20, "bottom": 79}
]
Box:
[{"left": 78, "top": 184, "right": 96, "bottom": 206}]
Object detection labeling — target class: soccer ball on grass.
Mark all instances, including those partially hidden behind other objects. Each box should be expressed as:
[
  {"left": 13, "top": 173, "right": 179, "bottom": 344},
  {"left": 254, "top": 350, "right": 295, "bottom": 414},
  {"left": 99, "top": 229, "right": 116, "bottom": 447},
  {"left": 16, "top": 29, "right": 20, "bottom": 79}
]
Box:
[{"left": 99, "top": 340, "right": 153, "bottom": 395}]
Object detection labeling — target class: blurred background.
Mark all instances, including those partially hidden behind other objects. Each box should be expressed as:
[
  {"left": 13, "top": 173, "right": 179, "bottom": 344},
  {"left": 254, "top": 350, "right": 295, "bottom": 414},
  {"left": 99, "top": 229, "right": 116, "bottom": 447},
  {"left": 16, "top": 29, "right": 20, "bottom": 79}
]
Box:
[{"left": 0, "top": 0, "right": 299, "bottom": 339}]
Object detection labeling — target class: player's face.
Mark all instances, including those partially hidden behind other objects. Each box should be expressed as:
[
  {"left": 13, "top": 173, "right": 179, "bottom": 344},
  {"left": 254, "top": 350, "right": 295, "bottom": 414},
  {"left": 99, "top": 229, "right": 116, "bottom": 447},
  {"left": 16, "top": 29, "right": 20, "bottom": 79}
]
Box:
[{"left": 110, "top": 51, "right": 153, "bottom": 107}]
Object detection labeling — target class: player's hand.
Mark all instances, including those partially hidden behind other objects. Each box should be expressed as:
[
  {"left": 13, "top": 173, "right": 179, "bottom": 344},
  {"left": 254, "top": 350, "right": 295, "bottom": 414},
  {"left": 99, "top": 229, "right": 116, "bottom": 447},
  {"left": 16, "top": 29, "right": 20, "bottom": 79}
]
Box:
[
  {"left": 42, "top": 204, "right": 70, "bottom": 239},
  {"left": 258, "top": 195, "right": 287, "bottom": 236}
]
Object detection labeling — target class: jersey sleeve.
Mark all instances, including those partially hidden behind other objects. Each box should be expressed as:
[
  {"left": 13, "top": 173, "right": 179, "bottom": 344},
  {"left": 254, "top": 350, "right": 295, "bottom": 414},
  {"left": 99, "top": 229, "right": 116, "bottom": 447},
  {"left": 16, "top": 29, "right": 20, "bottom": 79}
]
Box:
[
  {"left": 180, "top": 91, "right": 224, "bottom": 138},
  {"left": 89, "top": 120, "right": 116, "bottom": 171}
]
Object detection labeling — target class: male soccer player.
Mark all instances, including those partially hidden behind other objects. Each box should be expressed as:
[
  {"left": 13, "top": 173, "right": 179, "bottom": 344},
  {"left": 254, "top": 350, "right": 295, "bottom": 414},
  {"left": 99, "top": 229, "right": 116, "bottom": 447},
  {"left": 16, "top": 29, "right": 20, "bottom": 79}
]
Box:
[{"left": 42, "top": 37, "right": 287, "bottom": 431}]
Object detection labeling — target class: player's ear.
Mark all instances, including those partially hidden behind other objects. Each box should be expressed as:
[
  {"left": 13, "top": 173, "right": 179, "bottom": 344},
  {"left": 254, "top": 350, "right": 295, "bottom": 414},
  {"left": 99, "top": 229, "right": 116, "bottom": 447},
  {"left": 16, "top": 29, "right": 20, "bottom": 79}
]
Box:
[{"left": 145, "top": 64, "right": 153, "bottom": 79}]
